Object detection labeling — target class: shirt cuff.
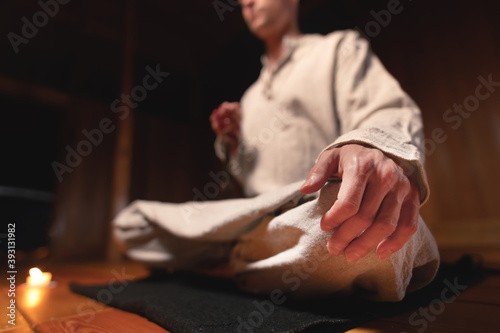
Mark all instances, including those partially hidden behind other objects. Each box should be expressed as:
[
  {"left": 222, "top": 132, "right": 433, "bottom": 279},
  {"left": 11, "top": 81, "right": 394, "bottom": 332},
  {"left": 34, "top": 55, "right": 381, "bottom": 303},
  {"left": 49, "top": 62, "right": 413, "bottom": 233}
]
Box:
[
  {"left": 214, "top": 136, "right": 228, "bottom": 162},
  {"left": 318, "top": 127, "right": 430, "bottom": 205}
]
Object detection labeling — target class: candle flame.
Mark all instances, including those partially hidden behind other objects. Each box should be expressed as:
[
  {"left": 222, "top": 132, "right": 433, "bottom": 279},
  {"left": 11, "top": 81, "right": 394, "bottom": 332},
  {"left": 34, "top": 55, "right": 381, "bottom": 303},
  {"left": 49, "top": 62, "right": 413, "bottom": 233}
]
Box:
[{"left": 29, "top": 267, "right": 43, "bottom": 278}]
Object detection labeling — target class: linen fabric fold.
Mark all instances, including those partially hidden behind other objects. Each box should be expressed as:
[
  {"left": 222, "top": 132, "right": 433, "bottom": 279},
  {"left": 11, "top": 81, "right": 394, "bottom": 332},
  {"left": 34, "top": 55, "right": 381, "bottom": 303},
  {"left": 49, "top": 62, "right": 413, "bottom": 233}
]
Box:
[{"left": 114, "top": 180, "right": 439, "bottom": 302}]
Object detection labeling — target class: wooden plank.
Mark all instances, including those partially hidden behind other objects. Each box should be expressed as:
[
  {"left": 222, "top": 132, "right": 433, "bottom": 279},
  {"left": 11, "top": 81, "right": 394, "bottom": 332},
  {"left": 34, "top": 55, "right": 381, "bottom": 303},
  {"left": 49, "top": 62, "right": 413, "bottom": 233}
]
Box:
[
  {"left": 480, "top": 274, "right": 500, "bottom": 289},
  {"left": 34, "top": 309, "right": 168, "bottom": 333},
  {"left": 382, "top": 302, "right": 500, "bottom": 333},
  {"left": 352, "top": 275, "right": 500, "bottom": 333},
  {"left": 11, "top": 261, "right": 164, "bottom": 333},
  {"left": 16, "top": 283, "right": 107, "bottom": 326},
  {"left": 8, "top": 261, "right": 500, "bottom": 333},
  {"left": 456, "top": 282, "right": 500, "bottom": 305},
  {"left": 106, "top": 0, "right": 136, "bottom": 262},
  {"left": 0, "top": 327, "right": 33, "bottom": 333},
  {"left": 14, "top": 261, "right": 149, "bottom": 326},
  {"left": 348, "top": 319, "right": 474, "bottom": 333},
  {"left": 49, "top": 102, "right": 121, "bottom": 260}
]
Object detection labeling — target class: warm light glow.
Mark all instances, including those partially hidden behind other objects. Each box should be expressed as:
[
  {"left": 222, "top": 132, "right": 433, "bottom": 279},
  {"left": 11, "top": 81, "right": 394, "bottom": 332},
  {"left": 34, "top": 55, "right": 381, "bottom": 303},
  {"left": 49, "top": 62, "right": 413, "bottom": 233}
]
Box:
[
  {"left": 25, "top": 288, "right": 43, "bottom": 308},
  {"left": 26, "top": 267, "right": 52, "bottom": 287}
]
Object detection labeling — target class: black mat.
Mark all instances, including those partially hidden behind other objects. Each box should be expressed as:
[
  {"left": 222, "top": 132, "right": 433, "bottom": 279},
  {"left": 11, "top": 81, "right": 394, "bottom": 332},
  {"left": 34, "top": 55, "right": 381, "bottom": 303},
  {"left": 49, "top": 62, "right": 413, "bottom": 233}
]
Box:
[{"left": 70, "top": 256, "right": 484, "bottom": 333}]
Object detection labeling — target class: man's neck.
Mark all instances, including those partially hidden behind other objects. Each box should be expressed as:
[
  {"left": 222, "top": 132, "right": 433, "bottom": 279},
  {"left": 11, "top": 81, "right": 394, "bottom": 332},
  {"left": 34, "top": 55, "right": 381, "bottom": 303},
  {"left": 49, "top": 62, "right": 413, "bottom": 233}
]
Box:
[{"left": 264, "top": 27, "right": 301, "bottom": 69}]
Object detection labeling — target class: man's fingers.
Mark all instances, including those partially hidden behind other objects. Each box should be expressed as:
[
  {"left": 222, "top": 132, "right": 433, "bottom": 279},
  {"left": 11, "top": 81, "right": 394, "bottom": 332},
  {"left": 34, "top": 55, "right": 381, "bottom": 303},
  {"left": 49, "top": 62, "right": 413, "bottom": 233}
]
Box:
[
  {"left": 324, "top": 180, "right": 390, "bottom": 254},
  {"left": 320, "top": 159, "right": 373, "bottom": 231},
  {"left": 342, "top": 190, "right": 402, "bottom": 262},
  {"left": 305, "top": 144, "right": 421, "bottom": 262},
  {"left": 211, "top": 103, "right": 241, "bottom": 138},
  {"left": 327, "top": 169, "right": 413, "bottom": 261},
  {"left": 300, "top": 149, "right": 339, "bottom": 193},
  {"left": 376, "top": 191, "right": 420, "bottom": 259}
]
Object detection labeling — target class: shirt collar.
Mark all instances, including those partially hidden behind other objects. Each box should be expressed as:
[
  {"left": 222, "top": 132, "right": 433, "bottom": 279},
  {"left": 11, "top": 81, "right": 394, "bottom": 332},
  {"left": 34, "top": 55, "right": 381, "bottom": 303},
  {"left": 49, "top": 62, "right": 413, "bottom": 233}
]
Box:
[{"left": 260, "top": 34, "right": 302, "bottom": 70}]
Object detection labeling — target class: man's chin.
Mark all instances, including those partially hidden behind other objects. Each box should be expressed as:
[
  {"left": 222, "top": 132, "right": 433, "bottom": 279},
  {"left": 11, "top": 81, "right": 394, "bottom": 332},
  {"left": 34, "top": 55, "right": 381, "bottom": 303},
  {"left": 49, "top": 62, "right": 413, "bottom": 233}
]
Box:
[{"left": 248, "top": 24, "right": 272, "bottom": 40}]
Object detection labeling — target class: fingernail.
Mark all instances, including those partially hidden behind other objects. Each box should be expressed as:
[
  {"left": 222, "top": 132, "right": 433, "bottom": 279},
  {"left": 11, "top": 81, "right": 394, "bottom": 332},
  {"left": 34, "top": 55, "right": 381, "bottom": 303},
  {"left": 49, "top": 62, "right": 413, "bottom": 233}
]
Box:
[
  {"left": 301, "top": 174, "right": 318, "bottom": 189},
  {"left": 328, "top": 244, "right": 342, "bottom": 256},
  {"left": 300, "top": 179, "right": 312, "bottom": 190},
  {"left": 320, "top": 218, "right": 333, "bottom": 231},
  {"left": 346, "top": 253, "right": 360, "bottom": 263},
  {"left": 345, "top": 249, "right": 361, "bottom": 262},
  {"left": 320, "top": 224, "right": 332, "bottom": 232}
]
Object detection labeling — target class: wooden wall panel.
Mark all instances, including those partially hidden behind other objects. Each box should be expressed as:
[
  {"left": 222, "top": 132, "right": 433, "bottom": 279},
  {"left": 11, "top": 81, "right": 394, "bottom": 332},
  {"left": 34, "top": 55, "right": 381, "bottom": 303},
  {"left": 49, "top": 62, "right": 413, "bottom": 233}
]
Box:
[
  {"left": 365, "top": 0, "right": 500, "bottom": 248},
  {"left": 50, "top": 103, "right": 117, "bottom": 259}
]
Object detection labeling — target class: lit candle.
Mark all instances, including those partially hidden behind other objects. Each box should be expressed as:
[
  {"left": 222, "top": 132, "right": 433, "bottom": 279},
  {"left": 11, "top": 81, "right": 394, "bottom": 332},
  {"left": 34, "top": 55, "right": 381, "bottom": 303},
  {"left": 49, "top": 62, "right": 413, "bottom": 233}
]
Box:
[{"left": 26, "top": 267, "right": 52, "bottom": 287}]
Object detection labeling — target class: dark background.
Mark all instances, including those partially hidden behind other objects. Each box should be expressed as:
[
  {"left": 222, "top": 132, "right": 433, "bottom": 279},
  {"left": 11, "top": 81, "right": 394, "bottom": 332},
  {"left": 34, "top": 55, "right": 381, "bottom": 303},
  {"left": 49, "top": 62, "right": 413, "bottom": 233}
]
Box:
[{"left": 0, "top": 0, "right": 499, "bottom": 262}]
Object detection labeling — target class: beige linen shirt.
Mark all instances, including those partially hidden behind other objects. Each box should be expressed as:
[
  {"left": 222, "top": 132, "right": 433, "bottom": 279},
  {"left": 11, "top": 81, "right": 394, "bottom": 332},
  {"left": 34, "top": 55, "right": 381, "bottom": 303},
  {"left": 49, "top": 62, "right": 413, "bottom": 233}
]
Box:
[{"left": 216, "top": 29, "right": 428, "bottom": 202}]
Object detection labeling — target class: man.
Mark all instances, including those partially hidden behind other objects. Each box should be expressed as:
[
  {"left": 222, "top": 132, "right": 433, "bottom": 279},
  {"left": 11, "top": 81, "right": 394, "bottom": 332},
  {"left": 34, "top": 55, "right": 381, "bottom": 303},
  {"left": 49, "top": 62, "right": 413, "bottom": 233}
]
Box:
[
  {"left": 211, "top": 0, "right": 427, "bottom": 263},
  {"left": 114, "top": 0, "right": 439, "bottom": 301}
]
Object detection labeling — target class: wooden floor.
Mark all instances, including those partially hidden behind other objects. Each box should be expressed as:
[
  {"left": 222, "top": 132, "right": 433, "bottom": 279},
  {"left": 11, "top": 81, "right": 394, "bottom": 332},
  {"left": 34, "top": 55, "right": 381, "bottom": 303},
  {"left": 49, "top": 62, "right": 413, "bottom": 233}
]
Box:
[{"left": 2, "top": 249, "right": 500, "bottom": 333}]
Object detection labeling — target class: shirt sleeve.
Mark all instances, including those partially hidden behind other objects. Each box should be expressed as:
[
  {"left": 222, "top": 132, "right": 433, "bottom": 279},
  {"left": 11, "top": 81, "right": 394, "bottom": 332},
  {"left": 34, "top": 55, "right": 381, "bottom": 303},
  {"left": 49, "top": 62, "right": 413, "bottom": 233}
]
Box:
[
  {"left": 214, "top": 135, "right": 247, "bottom": 188},
  {"left": 322, "top": 30, "right": 429, "bottom": 204}
]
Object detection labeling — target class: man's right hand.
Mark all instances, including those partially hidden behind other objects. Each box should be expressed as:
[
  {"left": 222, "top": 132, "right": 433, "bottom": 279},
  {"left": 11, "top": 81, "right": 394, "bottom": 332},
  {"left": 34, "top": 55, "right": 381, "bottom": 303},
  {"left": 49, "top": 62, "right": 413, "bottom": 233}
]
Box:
[{"left": 210, "top": 101, "right": 241, "bottom": 156}]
